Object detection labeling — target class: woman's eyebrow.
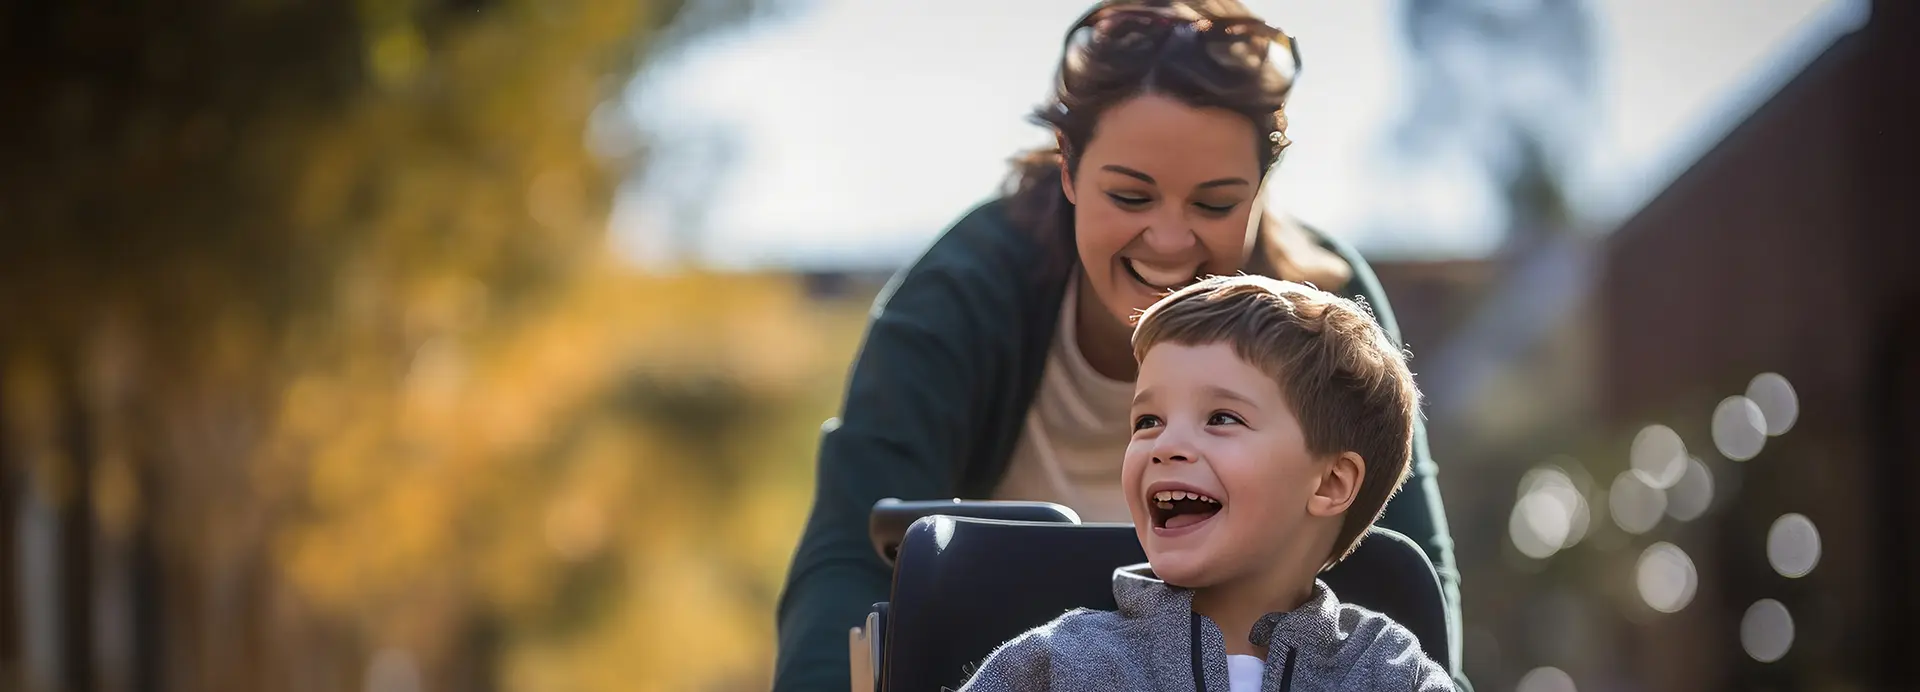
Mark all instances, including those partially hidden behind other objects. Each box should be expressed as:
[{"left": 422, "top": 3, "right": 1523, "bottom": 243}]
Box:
[
  {"left": 1101, "top": 164, "right": 1155, "bottom": 184},
  {"left": 1099, "top": 165, "right": 1249, "bottom": 191}
]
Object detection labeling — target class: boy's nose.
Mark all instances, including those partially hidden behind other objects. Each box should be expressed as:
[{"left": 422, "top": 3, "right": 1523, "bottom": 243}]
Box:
[{"left": 1149, "top": 431, "right": 1197, "bottom": 464}]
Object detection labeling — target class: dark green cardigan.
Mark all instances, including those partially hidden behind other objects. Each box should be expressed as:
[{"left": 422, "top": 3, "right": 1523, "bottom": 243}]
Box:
[{"left": 772, "top": 199, "right": 1462, "bottom": 690}]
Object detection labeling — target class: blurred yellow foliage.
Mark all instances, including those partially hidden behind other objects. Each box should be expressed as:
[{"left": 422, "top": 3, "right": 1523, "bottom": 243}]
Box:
[
  {"left": 274, "top": 267, "right": 866, "bottom": 690},
  {"left": 0, "top": 0, "right": 867, "bottom": 689}
]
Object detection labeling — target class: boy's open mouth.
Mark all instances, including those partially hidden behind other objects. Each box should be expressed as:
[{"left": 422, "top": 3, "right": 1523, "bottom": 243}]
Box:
[{"left": 1149, "top": 489, "right": 1222, "bottom": 530}]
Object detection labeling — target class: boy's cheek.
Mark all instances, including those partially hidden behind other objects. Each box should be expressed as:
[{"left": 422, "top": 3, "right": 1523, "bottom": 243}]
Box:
[{"left": 1119, "top": 448, "right": 1147, "bottom": 495}]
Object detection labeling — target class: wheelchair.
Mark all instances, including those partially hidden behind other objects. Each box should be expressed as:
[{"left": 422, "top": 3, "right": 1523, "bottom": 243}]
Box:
[{"left": 848, "top": 499, "right": 1454, "bottom": 692}]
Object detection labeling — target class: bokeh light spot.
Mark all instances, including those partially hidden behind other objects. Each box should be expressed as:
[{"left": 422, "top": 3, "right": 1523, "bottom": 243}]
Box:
[
  {"left": 1610, "top": 471, "right": 1666, "bottom": 535},
  {"left": 1766, "top": 513, "right": 1821, "bottom": 578},
  {"left": 1665, "top": 457, "right": 1716, "bottom": 522},
  {"left": 1629, "top": 424, "right": 1687, "bottom": 489},
  {"left": 1741, "top": 599, "right": 1795, "bottom": 662},
  {"left": 1516, "top": 666, "right": 1577, "bottom": 692},
  {"left": 1635, "top": 542, "right": 1697, "bottom": 613},
  {"left": 1509, "top": 466, "right": 1591, "bottom": 559},
  {"left": 1746, "top": 373, "right": 1799, "bottom": 436},
  {"left": 1712, "top": 396, "right": 1767, "bottom": 461}
]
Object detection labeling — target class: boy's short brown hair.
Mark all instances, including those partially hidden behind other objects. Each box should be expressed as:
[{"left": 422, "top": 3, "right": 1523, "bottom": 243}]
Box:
[{"left": 1130, "top": 274, "right": 1420, "bottom": 567}]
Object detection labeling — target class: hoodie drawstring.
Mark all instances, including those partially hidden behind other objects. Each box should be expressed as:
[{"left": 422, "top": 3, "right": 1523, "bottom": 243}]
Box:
[
  {"left": 1190, "top": 612, "right": 1208, "bottom": 692},
  {"left": 1278, "top": 645, "right": 1298, "bottom": 692},
  {"left": 1191, "top": 616, "right": 1300, "bottom": 692}
]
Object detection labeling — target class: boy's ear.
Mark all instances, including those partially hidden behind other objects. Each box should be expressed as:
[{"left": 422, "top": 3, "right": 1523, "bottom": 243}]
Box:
[
  {"left": 1056, "top": 133, "right": 1078, "bottom": 206},
  {"left": 1307, "top": 452, "right": 1364, "bottom": 518}
]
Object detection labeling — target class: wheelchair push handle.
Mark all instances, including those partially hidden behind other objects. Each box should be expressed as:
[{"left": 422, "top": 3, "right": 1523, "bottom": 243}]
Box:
[{"left": 867, "top": 499, "right": 1082, "bottom": 566}]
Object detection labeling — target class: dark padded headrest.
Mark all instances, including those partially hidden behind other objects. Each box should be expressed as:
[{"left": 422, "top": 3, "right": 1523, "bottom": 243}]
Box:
[
  {"left": 868, "top": 499, "right": 1081, "bottom": 566},
  {"left": 881, "top": 517, "right": 1449, "bottom": 692}
]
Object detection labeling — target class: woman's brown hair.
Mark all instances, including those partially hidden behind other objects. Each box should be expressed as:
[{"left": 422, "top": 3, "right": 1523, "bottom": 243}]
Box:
[{"left": 1005, "top": 0, "right": 1352, "bottom": 290}]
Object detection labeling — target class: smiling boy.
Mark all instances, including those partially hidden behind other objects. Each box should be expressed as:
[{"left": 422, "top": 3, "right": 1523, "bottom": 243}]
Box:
[{"left": 957, "top": 275, "right": 1453, "bottom": 692}]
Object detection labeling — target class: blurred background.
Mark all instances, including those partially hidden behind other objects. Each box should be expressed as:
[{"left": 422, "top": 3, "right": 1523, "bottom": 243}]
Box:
[{"left": 0, "top": 0, "right": 1914, "bottom": 690}]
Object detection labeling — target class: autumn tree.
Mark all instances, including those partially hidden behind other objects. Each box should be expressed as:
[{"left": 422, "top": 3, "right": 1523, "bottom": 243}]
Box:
[{"left": 0, "top": 1, "right": 854, "bottom": 690}]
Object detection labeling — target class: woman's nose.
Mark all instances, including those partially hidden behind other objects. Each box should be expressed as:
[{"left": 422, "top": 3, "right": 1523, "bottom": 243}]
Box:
[{"left": 1140, "top": 209, "right": 1198, "bottom": 254}]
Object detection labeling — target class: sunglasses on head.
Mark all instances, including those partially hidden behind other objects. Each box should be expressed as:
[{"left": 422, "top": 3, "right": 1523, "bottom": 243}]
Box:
[{"left": 1061, "top": 3, "right": 1303, "bottom": 90}]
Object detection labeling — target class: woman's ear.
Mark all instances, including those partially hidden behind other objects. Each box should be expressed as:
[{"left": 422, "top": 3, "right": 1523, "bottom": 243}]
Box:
[
  {"left": 1056, "top": 133, "right": 1078, "bottom": 206},
  {"left": 1307, "top": 452, "right": 1364, "bottom": 518}
]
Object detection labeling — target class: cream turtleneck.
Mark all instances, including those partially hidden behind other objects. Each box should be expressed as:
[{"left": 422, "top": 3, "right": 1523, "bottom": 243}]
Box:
[{"left": 990, "top": 273, "right": 1136, "bottom": 523}]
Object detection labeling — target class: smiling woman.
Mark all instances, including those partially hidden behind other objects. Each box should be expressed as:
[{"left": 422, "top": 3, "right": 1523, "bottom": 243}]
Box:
[
  {"left": 770, "top": 2, "right": 1465, "bottom": 690},
  {"left": 1066, "top": 94, "right": 1268, "bottom": 335}
]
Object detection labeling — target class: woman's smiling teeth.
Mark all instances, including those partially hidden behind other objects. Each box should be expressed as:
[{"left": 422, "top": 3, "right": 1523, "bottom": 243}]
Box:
[{"left": 1123, "top": 258, "right": 1200, "bottom": 291}]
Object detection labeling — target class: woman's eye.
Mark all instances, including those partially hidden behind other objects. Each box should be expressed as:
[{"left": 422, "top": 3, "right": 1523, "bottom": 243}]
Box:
[
  {"left": 1107, "top": 193, "right": 1150, "bottom": 208},
  {"left": 1207, "top": 412, "right": 1245, "bottom": 426},
  {"left": 1194, "top": 201, "right": 1237, "bottom": 214},
  {"left": 1132, "top": 414, "right": 1163, "bottom": 431}
]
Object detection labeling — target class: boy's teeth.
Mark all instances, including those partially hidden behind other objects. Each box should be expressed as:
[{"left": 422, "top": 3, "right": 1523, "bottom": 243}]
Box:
[{"left": 1151, "top": 490, "right": 1220, "bottom": 503}]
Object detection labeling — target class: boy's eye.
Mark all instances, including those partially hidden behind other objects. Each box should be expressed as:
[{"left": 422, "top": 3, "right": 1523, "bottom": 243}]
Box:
[
  {"left": 1207, "top": 412, "right": 1245, "bottom": 426},
  {"left": 1107, "top": 193, "right": 1150, "bottom": 208},
  {"left": 1132, "top": 414, "right": 1163, "bottom": 431}
]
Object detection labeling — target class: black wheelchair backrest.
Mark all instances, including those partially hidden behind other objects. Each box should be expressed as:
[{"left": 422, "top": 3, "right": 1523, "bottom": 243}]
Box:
[
  {"left": 868, "top": 498, "right": 1080, "bottom": 566},
  {"left": 881, "top": 516, "right": 1450, "bottom": 692}
]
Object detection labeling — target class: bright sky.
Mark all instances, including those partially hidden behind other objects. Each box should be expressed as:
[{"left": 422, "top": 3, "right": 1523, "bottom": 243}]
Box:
[{"left": 613, "top": 0, "right": 1866, "bottom": 271}]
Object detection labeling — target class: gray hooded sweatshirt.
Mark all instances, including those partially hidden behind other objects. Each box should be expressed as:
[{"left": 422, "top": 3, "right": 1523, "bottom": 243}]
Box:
[{"left": 955, "top": 565, "right": 1454, "bottom": 692}]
